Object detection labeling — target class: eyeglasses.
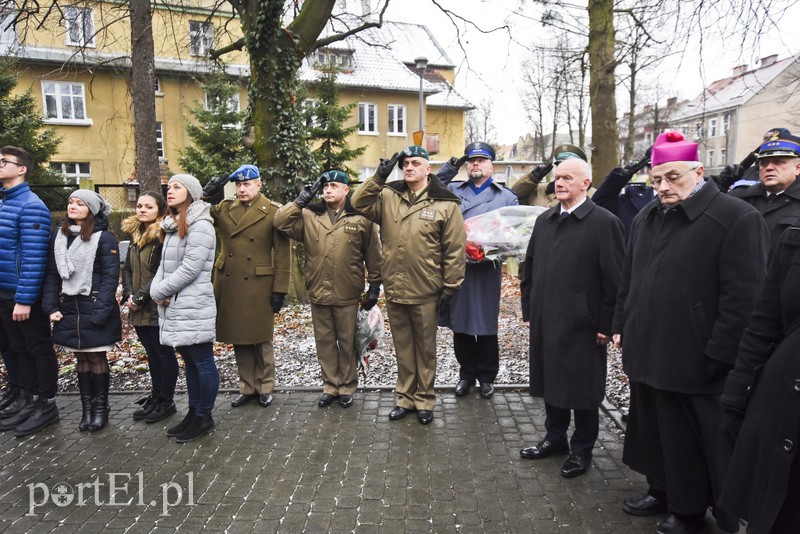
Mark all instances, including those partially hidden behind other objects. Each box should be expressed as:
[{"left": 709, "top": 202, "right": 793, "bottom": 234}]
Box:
[
  {"left": 651, "top": 167, "right": 696, "bottom": 187},
  {"left": 0, "top": 158, "right": 22, "bottom": 168}
]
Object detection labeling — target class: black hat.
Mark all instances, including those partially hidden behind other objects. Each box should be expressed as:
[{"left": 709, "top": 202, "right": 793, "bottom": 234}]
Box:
[
  {"left": 552, "top": 144, "right": 587, "bottom": 163},
  {"left": 757, "top": 133, "right": 800, "bottom": 159},
  {"left": 464, "top": 141, "right": 495, "bottom": 161}
]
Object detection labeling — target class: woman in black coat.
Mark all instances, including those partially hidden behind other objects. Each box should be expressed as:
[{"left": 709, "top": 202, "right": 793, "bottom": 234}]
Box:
[
  {"left": 42, "top": 190, "right": 121, "bottom": 432},
  {"left": 721, "top": 224, "right": 800, "bottom": 533}
]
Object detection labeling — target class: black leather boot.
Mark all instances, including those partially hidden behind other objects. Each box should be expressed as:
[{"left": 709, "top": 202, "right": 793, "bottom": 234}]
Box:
[
  {"left": 174, "top": 413, "right": 214, "bottom": 443},
  {"left": 132, "top": 392, "right": 156, "bottom": 421},
  {"left": 0, "top": 392, "right": 36, "bottom": 431},
  {"left": 77, "top": 372, "right": 93, "bottom": 431},
  {"left": 145, "top": 396, "right": 176, "bottom": 423},
  {"left": 88, "top": 373, "right": 110, "bottom": 432},
  {"left": 166, "top": 406, "right": 195, "bottom": 437}
]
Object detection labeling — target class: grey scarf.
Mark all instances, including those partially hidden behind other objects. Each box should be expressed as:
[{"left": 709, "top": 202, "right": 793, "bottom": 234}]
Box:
[{"left": 54, "top": 226, "right": 102, "bottom": 296}]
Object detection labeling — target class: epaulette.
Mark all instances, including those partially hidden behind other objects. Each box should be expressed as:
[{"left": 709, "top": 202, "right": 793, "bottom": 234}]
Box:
[{"left": 270, "top": 200, "right": 283, "bottom": 208}]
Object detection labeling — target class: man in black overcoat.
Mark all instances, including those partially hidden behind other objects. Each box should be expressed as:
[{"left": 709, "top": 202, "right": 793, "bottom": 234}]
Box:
[
  {"left": 519, "top": 158, "right": 624, "bottom": 478},
  {"left": 612, "top": 131, "right": 769, "bottom": 534}
]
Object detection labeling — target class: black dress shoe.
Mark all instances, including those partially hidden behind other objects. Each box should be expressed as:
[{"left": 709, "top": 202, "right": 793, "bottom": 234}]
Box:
[
  {"left": 622, "top": 493, "right": 668, "bottom": 516},
  {"left": 338, "top": 395, "right": 353, "bottom": 408},
  {"left": 258, "top": 394, "right": 274, "bottom": 407},
  {"left": 417, "top": 410, "right": 434, "bottom": 425},
  {"left": 389, "top": 406, "right": 411, "bottom": 420},
  {"left": 231, "top": 393, "right": 257, "bottom": 407},
  {"left": 318, "top": 393, "right": 337, "bottom": 407},
  {"left": 519, "top": 439, "right": 569, "bottom": 459},
  {"left": 454, "top": 379, "right": 472, "bottom": 396},
  {"left": 560, "top": 454, "right": 591, "bottom": 478},
  {"left": 479, "top": 382, "right": 494, "bottom": 399},
  {"left": 656, "top": 513, "right": 704, "bottom": 534}
]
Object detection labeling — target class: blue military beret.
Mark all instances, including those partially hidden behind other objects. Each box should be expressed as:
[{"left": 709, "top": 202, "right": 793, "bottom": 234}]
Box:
[{"left": 229, "top": 164, "right": 261, "bottom": 182}]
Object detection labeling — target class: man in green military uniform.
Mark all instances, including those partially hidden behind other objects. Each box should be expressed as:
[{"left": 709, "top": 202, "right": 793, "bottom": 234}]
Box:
[
  {"left": 274, "top": 170, "right": 381, "bottom": 409},
  {"left": 352, "top": 146, "right": 466, "bottom": 425},
  {"left": 203, "top": 164, "right": 290, "bottom": 408}
]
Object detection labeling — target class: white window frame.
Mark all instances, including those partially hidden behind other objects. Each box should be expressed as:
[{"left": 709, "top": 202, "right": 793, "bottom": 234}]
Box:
[
  {"left": 50, "top": 162, "right": 91, "bottom": 184},
  {"left": 42, "top": 81, "right": 92, "bottom": 125},
  {"left": 722, "top": 113, "right": 730, "bottom": 135},
  {"left": 387, "top": 104, "right": 406, "bottom": 136},
  {"left": 707, "top": 149, "right": 716, "bottom": 168},
  {"left": 65, "top": 6, "right": 95, "bottom": 47},
  {"left": 720, "top": 148, "right": 727, "bottom": 166},
  {"left": 153, "top": 77, "right": 163, "bottom": 95},
  {"left": 204, "top": 90, "right": 240, "bottom": 113},
  {"left": 358, "top": 102, "right": 378, "bottom": 135},
  {"left": 155, "top": 122, "right": 164, "bottom": 160},
  {"left": 189, "top": 20, "right": 213, "bottom": 57},
  {"left": 302, "top": 98, "right": 318, "bottom": 128},
  {"left": 709, "top": 118, "right": 718, "bottom": 137}
]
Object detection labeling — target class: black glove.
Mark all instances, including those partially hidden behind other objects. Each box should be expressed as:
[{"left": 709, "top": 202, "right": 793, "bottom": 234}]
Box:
[
  {"left": 715, "top": 164, "right": 744, "bottom": 192},
  {"left": 202, "top": 175, "right": 228, "bottom": 204},
  {"left": 437, "top": 292, "right": 452, "bottom": 318},
  {"left": 362, "top": 283, "right": 380, "bottom": 310},
  {"left": 704, "top": 357, "right": 733, "bottom": 383},
  {"left": 545, "top": 180, "right": 556, "bottom": 196},
  {"left": 270, "top": 293, "right": 286, "bottom": 314},
  {"left": 447, "top": 155, "right": 469, "bottom": 169},
  {"left": 722, "top": 410, "right": 744, "bottom": 449},
  {"left": 294, "top": 178, "right": 323, "bottom": 208},
  {"left": 529, "top": 163, "right": 553, "bottom": 183},
  {"left": 376, "top": 152, "right": 400, "bottom": 179}
]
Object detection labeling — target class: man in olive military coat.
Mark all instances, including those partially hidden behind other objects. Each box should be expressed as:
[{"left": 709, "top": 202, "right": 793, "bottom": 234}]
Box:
[{"left": 204, "top": 164, "right": 291, "bottom": 408}]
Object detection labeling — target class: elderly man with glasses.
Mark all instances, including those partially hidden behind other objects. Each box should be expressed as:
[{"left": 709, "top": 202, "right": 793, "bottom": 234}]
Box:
[{"left": 612, "top": 131, "right": 769, "bottom": 533}]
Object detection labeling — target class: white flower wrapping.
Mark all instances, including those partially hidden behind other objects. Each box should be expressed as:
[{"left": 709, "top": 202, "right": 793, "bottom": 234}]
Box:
[
  {"left": 355, "top": 305, "right": 384, "bottom": 373},
  {"left": 464, "top": 205, "right": 548, "bottom": 262}
]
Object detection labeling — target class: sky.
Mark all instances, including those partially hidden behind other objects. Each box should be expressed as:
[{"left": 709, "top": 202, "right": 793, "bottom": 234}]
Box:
[{"left": 381, "top": 0, "right": 800, "bottom": 145}]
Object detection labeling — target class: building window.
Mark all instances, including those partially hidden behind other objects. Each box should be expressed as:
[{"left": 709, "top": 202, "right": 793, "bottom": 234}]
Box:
[
  {"left": 358, "top": 103, "right": 377, "bottom": 135},
  {"left": 205, "top": 90, "right": 240, "bottom": 113},
  {"left": 189, "top": 21, "right": 213, "bottom": 56},
  {"left": 155, "top": 122, "right": 164, "bottom": 159},
  {"left": 720, "top": 148, "right": 727, "bottom": 166},
  {"left": 50, "top": 162, "right": 91, "bottom": 184},
  {"left": 302, "top": 98, "right": 318, "bottom": 128},
  {"left": 722, "top": 113, "right": 730, "bottom": 135},
  {"left": 388, "top": 104, "right": 406, "bottom": 135},
  {"left": 42, "top": 81, "right": 88, "bottom": 122},
  {"left": 65, "top": 6, "right": 95, "bottom": 47},
  {"left": 313, "top": 48, "right": 353, "bottom": 70},
  {"left": 709, "top": 118, "right": 718, "bottom": 137},
  {"left": 0, "top": 3, "right": 17, "bottom": 49},
  {"left": 153, "top": 77, "right": 161, "bottom": 94},
  {"left": 707, "top": 150, "right": 715, "bottom": 168}
]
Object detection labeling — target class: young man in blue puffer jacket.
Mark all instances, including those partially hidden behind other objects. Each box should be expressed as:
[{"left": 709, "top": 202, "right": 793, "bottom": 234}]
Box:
[{"left": 0, "top": 146, "right": 60, "bottom": 436}]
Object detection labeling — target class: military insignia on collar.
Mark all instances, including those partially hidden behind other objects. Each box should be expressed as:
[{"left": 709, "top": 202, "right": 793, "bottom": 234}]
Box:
[{"left": 420, "top": 209, "right": 435, "bottom": 221}]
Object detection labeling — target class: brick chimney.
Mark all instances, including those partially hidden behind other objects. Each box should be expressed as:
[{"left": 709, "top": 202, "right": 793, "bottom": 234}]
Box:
[{"left": 667, "top": 97, "right": 677, "bottom": 107}]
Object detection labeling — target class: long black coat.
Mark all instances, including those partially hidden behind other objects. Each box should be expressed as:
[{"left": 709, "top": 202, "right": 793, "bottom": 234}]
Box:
[
  {"left": 730, "top": 177, "right": 800, "bottom": 257},
  {"left": 521, "top": 199, "right": 624, "bottom": 410},
  {"left": 720, "top": 224, "right": 800, "bottom": 532},
  {"left": 42, "top": 217, "right": 122, "bottom": 349},
  {"left": 613, "top": 182, "right": 768, "bottom": 394}
]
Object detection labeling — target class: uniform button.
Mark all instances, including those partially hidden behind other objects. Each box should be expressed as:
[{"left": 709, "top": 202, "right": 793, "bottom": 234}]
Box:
[
  {"left": 784, "top": 439, "right": 795, "bottom": 453},
  {"left": 229, "top": 253, "right": 233, "bottom": 257},
  {"left": 250, "top": 238, "right": 255, "bottom": 242},
  {"left": 226, "top": 272, "right": 231, "bottom": 276},
  {"left": 794, "top": 379, "right": 800, "bottom": 392},
  {"left": 247, "top": 257, "right": 251, "bottom": 261},
  {"left": 244, "top": 277, "right": 248, "bottom": 280}
]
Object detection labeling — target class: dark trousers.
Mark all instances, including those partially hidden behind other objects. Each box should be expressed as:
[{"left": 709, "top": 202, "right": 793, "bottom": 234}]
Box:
[
  {"left": 177, "top": 343, "right": 219, "bottom": 416},
  {"left": 623, "top": 381, "right": 667, "bottom": 498},
  {"left": 0, "top": 298, "right": 58, "bottom": 398},
  {"left": 135, "top": 326, "right": 178, "bottom": 398},
  {"left": 652, "top": 388, "right": 737, "bottom": 531},
  {"left": 453, "top": 333, "right": 499, "bottom": 383},
  {"left": 544, "top": 403, "right": 599, "bottom": 457}
]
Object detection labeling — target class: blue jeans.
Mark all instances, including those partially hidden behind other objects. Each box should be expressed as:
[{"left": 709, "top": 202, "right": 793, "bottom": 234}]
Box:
[
  {"left": 135, "top": 326, "right": 178, "bottom": 398},
  {"left": 176, "top": 342, "right": 218, "bottom": 416}
]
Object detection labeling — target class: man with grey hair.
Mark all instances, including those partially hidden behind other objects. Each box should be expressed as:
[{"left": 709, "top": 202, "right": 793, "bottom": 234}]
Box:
[
  {"left": 613, "top": 131, "right": 768, "bottom": 533},
  {"left": 520, "top": 157, "right": 624, "bottom": 478}
]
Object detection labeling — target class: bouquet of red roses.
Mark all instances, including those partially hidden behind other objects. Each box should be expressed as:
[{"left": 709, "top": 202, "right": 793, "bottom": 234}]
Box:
[{"left": 464, "top": 205, "right": 547, "bottom": 262}]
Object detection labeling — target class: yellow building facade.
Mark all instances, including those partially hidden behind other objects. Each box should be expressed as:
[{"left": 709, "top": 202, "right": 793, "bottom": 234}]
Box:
[{"left": 2, "top": 2, "right": 470, "bottom": 188}]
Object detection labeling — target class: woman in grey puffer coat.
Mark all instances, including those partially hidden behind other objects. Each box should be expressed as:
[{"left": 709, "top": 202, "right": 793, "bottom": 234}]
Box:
[{"left": 150, "top": 174, "right": 218, "bottom": 443}]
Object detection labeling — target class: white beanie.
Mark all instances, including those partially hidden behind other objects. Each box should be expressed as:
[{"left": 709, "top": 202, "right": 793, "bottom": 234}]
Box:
[{"left": 168, "top": 174, "right": 203, "bottom": 203}]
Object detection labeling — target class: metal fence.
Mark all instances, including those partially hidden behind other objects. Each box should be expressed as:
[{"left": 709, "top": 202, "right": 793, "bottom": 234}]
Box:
[{"left": 29, "top": 184, "right": 80, "bottom": 212}]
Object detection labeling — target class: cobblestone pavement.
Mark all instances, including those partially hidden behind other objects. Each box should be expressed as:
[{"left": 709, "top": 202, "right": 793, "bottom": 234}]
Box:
[{"left": 0, "top": 390, "right": 727, "bottom": 533}]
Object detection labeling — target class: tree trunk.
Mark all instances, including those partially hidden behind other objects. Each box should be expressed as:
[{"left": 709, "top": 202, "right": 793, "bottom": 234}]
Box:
[
  {"left": 625, "top": 60, "right": 636, "bottom": 162},
  {"left": 587, "top": 0, "right": 619, "bottom": 185},
  {"left": 129, "top": 0, "right": 160, "bottom": 193}
]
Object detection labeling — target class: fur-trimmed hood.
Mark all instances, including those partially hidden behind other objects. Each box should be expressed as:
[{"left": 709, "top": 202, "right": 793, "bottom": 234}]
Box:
[{"left": 121, "top": 214, "right": 164, "bottom": 248}]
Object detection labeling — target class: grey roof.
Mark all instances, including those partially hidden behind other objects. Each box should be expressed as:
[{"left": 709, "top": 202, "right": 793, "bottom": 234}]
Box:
[
  {"left": 673, "top": 56, "right": 798, "bottom": 120},
  {"left": 426, "top": 78, "right": 473, "bottom": 110},
  {"left": 377, "top": 21, "right": 455, "bottom": 68}
]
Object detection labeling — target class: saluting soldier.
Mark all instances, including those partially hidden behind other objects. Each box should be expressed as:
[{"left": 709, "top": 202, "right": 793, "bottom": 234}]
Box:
[
  {"left": 203, "top": 165, "right": 291, "bottom": 408},
  {"left": 274, "top": 170, "right": 381, "bottom": 409}
]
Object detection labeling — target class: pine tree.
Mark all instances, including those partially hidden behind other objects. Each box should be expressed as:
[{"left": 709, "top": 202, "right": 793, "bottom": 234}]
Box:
[
  {"left": 303, "top": 70, "right": 366, "bottom": 177},
  {"left": 0, "top": 58, "right": 64, "bottom": 205},
  {"left": 179, "top": 68, "right": 251, "bottom": 185}
]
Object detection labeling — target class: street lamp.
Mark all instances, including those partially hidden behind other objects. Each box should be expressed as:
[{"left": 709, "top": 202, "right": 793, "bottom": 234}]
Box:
[{"left": 414, "top": 56, "right": 428, "bottom": 135}]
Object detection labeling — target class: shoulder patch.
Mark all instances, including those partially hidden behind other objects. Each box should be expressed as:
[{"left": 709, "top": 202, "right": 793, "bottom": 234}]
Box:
[{"left": 270, "top": 200, "right": 283, "bottom": 208}]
